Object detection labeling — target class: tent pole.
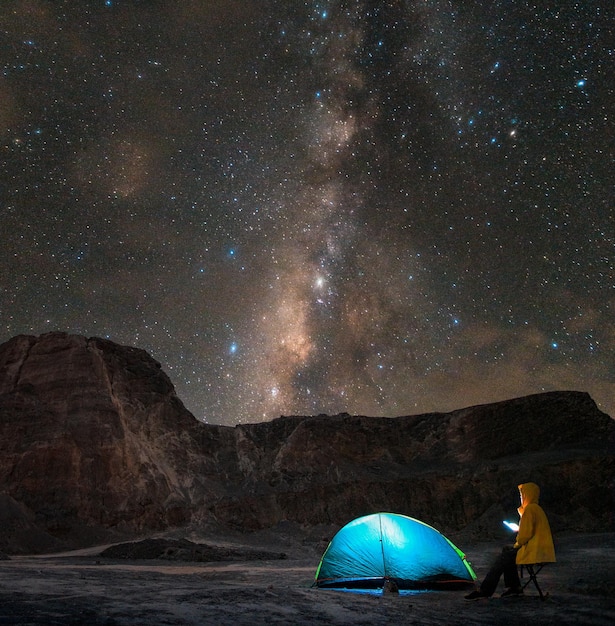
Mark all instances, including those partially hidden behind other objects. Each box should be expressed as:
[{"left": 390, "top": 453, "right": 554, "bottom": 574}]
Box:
[{"left": 378, "top": 513, "right": 387, "bottom": 579}]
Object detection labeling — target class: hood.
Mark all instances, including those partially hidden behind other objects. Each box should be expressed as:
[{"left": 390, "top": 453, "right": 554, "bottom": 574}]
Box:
[{"left": 518, "top": 482, "right": 540, "bottom": 516}]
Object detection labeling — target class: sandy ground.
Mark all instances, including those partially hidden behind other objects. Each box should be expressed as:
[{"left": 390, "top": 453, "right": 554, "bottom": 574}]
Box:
[{"left": 0, "top": 532, "right": 614, "bottom": 625}]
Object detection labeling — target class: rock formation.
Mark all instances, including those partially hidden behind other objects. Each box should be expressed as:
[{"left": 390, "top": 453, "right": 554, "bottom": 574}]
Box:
[
  {"left": 0, "top": 332, "right": 613, "bottom": 553},
  {"left": 0, "top": 332, "right": 235, "bottom": 550}
]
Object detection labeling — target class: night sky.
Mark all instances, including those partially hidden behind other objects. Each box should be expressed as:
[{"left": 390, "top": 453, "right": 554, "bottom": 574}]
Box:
[{"left": 1, "top": 1, "right": 613, "bottom": 425}]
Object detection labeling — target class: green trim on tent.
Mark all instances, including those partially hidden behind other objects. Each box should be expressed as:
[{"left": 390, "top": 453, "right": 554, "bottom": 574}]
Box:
[{"left": 315, "top": 512, "right": 476, "bottom": 590}]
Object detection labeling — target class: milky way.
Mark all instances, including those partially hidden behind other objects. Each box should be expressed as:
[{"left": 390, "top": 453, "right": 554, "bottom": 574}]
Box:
[{"left": 1, "top": 1, "right": 613, "bottom": 424}]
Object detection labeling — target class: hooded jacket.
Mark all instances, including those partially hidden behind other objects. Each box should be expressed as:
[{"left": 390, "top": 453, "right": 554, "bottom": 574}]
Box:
[{"left": 514, "top": 482, "right": 556, "bottom": 565}]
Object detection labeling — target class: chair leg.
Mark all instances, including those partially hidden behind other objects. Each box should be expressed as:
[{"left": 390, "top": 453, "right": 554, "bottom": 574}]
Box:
[{"left": 522, "top": 564, "right": 548, "bottom": 600}]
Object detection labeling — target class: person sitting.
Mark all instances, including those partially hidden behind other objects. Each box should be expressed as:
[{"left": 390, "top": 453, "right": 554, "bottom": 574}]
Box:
[{"left": 465, "top": 482, "right": 556, "bottom": 600}]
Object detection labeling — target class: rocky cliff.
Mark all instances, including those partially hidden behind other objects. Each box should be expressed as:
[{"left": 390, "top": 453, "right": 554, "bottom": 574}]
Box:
[
  {"left": 0, "top": 332, "right": 613, "bottom": 553},
  {"left": 0, "top": 333, "right": 236, "bottom": 550}
]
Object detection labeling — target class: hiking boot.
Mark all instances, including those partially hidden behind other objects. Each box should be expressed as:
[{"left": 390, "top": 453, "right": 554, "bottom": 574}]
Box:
[
  {"left": 465, "top": 590, "right": 488, "bottom": 601},
  {"left": 501, "top": 587, "right": 523, "bottom": 598}
]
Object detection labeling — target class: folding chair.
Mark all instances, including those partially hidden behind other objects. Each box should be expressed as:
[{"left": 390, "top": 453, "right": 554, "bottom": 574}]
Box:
[{"left": 519, "top": 563, "right": 549, "bottom": 600}]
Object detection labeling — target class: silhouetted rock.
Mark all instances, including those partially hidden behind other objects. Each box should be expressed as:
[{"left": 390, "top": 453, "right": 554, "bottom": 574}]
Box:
[
  {"left": 0, "top": 332, "right": 612, "bottom": 554},
  {"left": 99, "top": 537, "right": 286, "bottom": 561},
  {"left": 0, "top": 493, "right": 64, "bottom": 554}
]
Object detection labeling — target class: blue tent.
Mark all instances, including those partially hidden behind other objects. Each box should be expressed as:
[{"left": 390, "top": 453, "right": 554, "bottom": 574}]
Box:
[{"left": 315, "top": 513, "right": 476, "bottom": 590}]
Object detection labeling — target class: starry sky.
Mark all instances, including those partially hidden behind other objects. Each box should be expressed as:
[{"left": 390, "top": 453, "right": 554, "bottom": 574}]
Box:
[{"left": 1, "top": 1, "right": 613, "bottom": 425}]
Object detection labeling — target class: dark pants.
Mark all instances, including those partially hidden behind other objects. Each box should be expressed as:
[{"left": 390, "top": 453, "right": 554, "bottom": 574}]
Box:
[{"left": 480, "top": 546, "right": 521, "bottom": 596}]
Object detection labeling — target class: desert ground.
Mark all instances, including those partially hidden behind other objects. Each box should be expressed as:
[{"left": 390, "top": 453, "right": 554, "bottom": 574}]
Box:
[{"left": 1, "top": 529, "right": 614, "bottom": 625}]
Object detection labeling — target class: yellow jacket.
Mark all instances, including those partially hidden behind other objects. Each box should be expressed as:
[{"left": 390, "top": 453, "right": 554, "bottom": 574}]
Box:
[{"left": 514, "top": 482, "right": 556, "bottom": 564}]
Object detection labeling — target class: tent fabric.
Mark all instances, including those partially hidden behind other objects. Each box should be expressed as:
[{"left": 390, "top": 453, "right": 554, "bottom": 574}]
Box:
[{"left": 315, "top": 513, "right": 476, "bottom": 590}]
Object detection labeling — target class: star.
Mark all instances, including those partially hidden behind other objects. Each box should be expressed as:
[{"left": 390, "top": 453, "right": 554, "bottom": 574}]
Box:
[{"left": 0, "top": 1, "right": 612, "bottom": 424}]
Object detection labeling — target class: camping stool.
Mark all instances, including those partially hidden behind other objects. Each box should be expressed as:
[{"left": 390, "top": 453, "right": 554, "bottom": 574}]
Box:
[{"left": 519, "top": 563, "right": 549, "bottom": 600}]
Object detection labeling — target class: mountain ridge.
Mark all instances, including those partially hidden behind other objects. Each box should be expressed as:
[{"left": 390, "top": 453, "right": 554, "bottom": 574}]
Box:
[{"left": 0, "top": 332, "right": 612, "bottom": 554}]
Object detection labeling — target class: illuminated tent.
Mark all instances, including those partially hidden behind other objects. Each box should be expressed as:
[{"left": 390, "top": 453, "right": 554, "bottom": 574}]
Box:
[{"left": 315, "top": 513, "right": 476, "bottom": 590}]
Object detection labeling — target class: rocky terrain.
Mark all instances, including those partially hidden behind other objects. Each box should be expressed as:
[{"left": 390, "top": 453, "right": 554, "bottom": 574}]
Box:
[
  {"left": 0, "top": 332, "right": 613, "bottom": 555},
  {"left": 1, "top": 532, "right": 614, "bottom": 625}
]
